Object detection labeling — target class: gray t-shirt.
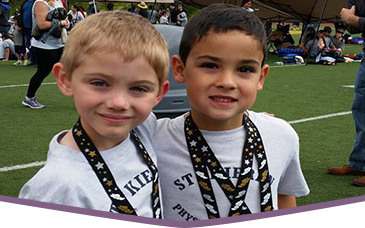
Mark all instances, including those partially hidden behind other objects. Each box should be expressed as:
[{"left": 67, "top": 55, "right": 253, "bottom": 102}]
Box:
[
  {"left": 19, "top": 115, "right": 159, "bottom": 217},
  {"left": 154, "top": 111, "right": 309, "bottom": 221}
]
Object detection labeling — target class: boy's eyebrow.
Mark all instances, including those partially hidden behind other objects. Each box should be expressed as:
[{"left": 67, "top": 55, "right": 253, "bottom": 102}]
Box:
[
  {"left": 132, "top": 79, "right": 158, "bottom": 86},
  {"left": 197, "top": 55, "right": 261, "bottom": 65},
  {"left": 85, "top": 73, "right": 158, "bottom": 85},
  {"left": 197, "top": 55, "right": 220, "bottom": 62}
]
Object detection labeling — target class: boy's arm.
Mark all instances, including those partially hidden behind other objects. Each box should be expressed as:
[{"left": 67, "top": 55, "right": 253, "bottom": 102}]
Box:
[{"left": 278, "top": 194, "right": 297, "bottom": 209}]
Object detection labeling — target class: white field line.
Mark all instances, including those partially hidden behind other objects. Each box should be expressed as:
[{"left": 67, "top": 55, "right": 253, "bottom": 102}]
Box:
[
  {"left": 0, "top": 161, "right": 46, "bottom": 172},
  {"left": 0, "top": 82, "right": 56, "bottom": 89},
  {"left": 288, "top": 111, "right": 352, "bottom": 124},
  {"left": 270, "top": 64, "right": 305, "bottom": 68},
  {"left": 0, "top": 111, "right": 353, "bottom": 173}
]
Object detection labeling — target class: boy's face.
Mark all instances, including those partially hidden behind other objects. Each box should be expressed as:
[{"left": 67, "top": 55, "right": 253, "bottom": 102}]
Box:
[
  {"left": 335, "top": 31, "right": 343, "bottom": 39},
  {"left": 173, "top": 31, "right": 269, "bottom": 131},
  {"left": 54, "top": 51, "right": 168, "bottom": 150}
]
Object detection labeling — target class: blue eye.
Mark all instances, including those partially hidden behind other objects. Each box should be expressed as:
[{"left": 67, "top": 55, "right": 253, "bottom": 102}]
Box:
[
  {"left": 131, "top": 87, "right": 148, "bottom": 93},
  {"left": 91, "top": 81, "right": 106, "bottom": 87}
]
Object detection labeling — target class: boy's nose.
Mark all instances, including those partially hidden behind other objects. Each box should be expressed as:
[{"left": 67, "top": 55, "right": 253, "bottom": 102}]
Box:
[
  {"left": 215, "top": 71, "right": 236, "bottom": 90},
  {"left": 106, "top": 91, "right": 130, "bottom": 110}
]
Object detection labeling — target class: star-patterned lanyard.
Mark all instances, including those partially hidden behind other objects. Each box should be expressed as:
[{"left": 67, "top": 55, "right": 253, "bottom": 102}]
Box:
[
  {"left": 184, "top": 112, "right": 273, "bottom": 219},
  {"left": 72, "top": 118, "right": 161, "bottom": 219}
]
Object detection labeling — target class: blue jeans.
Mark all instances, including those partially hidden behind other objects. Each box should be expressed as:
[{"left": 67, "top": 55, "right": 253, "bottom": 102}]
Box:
[{"left": 348, "top": 61, "right": 365, "bottom": 172}]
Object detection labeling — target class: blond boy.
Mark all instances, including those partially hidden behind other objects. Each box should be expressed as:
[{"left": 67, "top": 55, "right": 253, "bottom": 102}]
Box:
[{"left": 19, "top": 11, "right": 169, "bottom": 218}]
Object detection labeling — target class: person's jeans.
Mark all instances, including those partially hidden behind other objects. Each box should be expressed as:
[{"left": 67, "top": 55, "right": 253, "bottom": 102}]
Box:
[{"left": 348, "top": 61, "right": 365, "bottom": 172}]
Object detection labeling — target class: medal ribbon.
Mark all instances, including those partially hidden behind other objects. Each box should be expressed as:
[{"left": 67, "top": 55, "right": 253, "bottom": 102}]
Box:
[
  {"left": 72, "top": 118, "right": 161, "bottom": 218},
  {"left": 184, "top": 113, "right": 273, "bottom": 219}
]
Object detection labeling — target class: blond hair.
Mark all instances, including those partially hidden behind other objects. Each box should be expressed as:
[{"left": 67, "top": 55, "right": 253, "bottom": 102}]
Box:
[{"left": 60, "top": 11, "right": 169, "bottom": 86}]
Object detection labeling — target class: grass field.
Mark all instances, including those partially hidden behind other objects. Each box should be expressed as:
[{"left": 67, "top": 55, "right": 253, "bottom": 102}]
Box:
[{"left": 0, "top": 42, "right": 364, "bottom": 209}]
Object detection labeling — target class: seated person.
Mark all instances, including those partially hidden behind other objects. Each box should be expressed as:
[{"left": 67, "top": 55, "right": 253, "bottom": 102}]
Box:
[
  {"left": 331, "top": 28, "right": 345, "bottom": 54},
  {"left": 0, "top": 33, "right": 16, "bottom": 61},
  {"left": 323, "top": 26, "right": 335, "bottom": 50},
  {"left": 305, "top": 30, "right": 325, "bottom": 58},
  {"left": 300, "top": 27, "right": 316, "bottom": 46},
  {"left": 268, "top": 24, "right": 295, "bottom": 49}
]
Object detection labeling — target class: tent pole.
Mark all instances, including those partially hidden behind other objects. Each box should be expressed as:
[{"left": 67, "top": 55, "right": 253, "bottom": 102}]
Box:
[
  {"left": 305, "top": 0, "right": 328, "bottom": 65},
  {"left": 93, "top": 0, "right": 97, "bottom": 14},
  {"left": 149, "top": 0, "right": 158, "bottom": 21}
]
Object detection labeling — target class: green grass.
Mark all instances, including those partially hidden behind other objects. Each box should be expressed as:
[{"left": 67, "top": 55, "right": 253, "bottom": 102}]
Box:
[{"left": 0, "top": 43, "right": 364, "bottom": 206}]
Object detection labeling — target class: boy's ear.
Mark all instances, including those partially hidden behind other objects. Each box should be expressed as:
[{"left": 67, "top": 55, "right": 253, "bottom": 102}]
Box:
[
  {"left": 172, "top": 55, "right": 186, "bottom": 83},
  {"left": 154, "top": 80, "right": 170, "bottom": 106},
  {"left": 53, "top": 63, "right": 73, "bottom": 97},
  {"left": 257, "top": 64, "right": 270, "bottom": 91}
]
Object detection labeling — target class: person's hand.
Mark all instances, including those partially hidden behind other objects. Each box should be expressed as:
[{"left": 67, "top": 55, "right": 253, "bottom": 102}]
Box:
[
  {"left": 341, "top": 5, "right": 359, "bottom": 26},
  {"left": 318, "top": 40, "right": 325, "bottom": 49}
]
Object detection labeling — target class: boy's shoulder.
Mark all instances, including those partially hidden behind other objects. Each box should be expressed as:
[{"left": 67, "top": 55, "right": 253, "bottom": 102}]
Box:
[
  {"left": 19, "top": 131, "right": 99, "bottom": 201},
  {"left": 247, "top": 110, "right": 298, "bottom": 139}
]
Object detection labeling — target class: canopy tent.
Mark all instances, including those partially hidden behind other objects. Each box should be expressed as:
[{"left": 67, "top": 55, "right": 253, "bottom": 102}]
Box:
[
  {"left": 257, "top": 0, "right": 347, "bottom": 24},
  {"left": 251, "top": 0, "right": 297, "bottom": 22},
  {"left": 66, "top": 0, "right": 173, "bottom": 3},
  {"left": 180, "top": 0, "right": 347, "bottom": 24},
  {"left": 180, "top": 0, "right": 296, "bottom": 22}
]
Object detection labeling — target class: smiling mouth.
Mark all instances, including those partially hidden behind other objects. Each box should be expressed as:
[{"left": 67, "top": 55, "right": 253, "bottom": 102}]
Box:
[
  {"left": 99, "top": 114, "right": 131, "bottom": 123},
  {"left": 209, "top": 96, "right": 238, "bottom": 103}
]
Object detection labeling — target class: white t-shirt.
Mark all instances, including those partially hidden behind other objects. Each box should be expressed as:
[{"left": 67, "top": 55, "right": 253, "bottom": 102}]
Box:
[
  {"left": 68, "top": 10, "right": 84, "bottom": 23},
  {"left": 154, "top": 111, "right": 309, "bottom": 221},
  {"left": 0, "top": 39, "right": 15, "bottom": 59},
  {"left": 19, "top": 115, "right": 158, "bottom": 218}
]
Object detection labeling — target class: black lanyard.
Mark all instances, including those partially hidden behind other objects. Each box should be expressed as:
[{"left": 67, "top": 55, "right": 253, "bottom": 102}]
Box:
[
  {"left": 184, "top": 112, "right": 273, "bottom": 219},
  {"left": 72, "top": 118, "right": 161, "bottom": 218}
]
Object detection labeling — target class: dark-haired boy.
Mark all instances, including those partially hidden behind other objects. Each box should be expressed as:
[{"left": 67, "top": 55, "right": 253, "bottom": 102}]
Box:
[{"left": 154, "top": 4, "right": 309, "bottom": 220}]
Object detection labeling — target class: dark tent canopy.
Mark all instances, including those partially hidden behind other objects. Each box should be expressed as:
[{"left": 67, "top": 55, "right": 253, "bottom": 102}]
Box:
[{"left": 180, "top": 0, "right": 347, "bottom": 23}]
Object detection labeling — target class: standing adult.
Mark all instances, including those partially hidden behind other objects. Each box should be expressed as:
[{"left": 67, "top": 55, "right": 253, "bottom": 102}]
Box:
[
  {"left": 19, "top": 0, "right": 36, "bottom": 66},
  {"left": 328, "top": 0, "right": 365, "bottom": 186},
  {"left": 168, "top": 4, "right": 177, "bottom": 25},
  {"left": 0, "top": 0, "right": 11, "bottom": 33},
  {"left": 138, "top": 2, "right": 149, "bottom": 19},
  {"left": 147, "top": 5, "right": 157, "bottom": 24},
  {"left": 176, "top": 3, "right": 187, "bottom": 27},
  {"left": 68, "top": 5, "right": 84, "bottom": 26},
  {"left": 21, "top": 0, "right": 69, "bottom": 109}
]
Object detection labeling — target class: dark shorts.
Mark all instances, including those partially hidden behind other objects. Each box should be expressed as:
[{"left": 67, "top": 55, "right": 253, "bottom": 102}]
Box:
[{"left": 15, "top": 45, "right": 26, "bottom": 54}]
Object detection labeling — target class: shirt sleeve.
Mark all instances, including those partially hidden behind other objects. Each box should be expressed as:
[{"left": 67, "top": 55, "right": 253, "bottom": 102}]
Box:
[
  {"left": 18, "top": 167, "right": 94, "bottom": 208},
  {"left": 277, "top": 138, "right": 310, "bottom": 197}
]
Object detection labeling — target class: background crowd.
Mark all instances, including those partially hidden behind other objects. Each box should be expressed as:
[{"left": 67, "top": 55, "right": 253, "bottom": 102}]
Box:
[{"left": 0, "top": 1, "right": 191, "bottom": 62}]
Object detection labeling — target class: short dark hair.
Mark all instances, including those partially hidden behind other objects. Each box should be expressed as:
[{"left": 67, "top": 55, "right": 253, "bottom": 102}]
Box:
[
  {"left": 179, "top": 4, "right": 267, "bottom": 65},
  {"left": 324, "top": 26, "right": 332, "bottom": 33},
  {"left": 240, "top": 0, "right": 252, "bottom": 7}
]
